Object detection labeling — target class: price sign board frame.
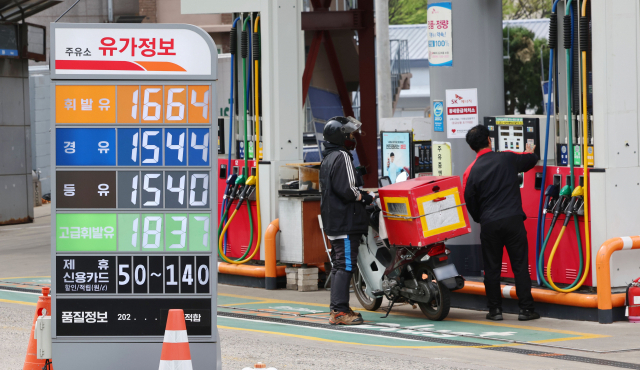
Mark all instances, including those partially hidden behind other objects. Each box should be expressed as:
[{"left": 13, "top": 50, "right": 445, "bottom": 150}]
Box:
[{"left": 50, "top": 23, "right": 219, "bottom": 369}]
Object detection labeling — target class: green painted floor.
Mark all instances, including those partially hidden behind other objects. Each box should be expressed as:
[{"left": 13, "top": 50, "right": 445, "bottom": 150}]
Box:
[
  {"left": 217, "top": 293, "right": 599, "bottom": 348},
  {"left": 0, "top": 277, "right": 603, "bottom": 349}
]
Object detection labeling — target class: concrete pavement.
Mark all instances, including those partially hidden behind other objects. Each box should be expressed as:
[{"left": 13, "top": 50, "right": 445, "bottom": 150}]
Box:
[{"left": 1, "top": 207, "right": 640, "bottom": 369}]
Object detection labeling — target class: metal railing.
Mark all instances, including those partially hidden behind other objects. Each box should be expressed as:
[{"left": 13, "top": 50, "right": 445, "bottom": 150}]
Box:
[{"left": 390, "top": 39, "right": 410, "bottom": 101}]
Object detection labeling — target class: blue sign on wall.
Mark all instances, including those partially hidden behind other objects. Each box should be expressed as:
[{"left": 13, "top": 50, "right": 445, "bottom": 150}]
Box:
[
  {"left": 117, "top": 128, "right": 140, "bottom": 166},
  {"left": 189, "top": 128, "right": 210, "bottom": 166},
  {"left": 165, "top": 128, "right": 187, "bottom": 166},
  {"left": 558, "top": 144, "right": 569, "bottom": 166},
  {"left": 56, "top": 128, "right": 116, "bottom": 166},
  {"left": 434, "top": 101, "right": 444, "bottom": 132}
]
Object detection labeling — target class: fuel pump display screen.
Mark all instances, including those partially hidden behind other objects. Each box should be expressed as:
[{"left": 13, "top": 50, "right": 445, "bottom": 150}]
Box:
[
  {"left": 50, "top": 22, "right": 218, "bottom": 350},
  {"left": 498, "top": 125, "right": 524, "bottom": 152},
  {"left": 483, "top": 116, "right": 540, "bottom": 158}
]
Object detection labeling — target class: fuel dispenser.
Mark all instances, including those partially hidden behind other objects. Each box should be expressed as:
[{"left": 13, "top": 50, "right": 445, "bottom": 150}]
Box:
[
  {"left": 481, "top": 0, "right": 595, "bottom": 291},
  {"left": 482, "top": 119, "right": 592, "bottom": 287},
  {"left": 217, "top": 14, "right": 264, "bottom": 263}
]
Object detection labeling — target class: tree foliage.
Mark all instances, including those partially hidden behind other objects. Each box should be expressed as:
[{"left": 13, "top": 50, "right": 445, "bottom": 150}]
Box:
[
  {"left": 389, "top": 0, "right": 429, "bottom": 25},
  {"left": 503, "top": 26, "right": 549, "bottom": 114},
  {"left": 502, "top": 0, "right": 552, "bottom": 20}
]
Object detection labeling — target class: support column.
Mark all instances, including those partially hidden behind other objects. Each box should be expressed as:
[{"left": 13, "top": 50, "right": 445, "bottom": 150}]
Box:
[
  {"left": 358, "top": 0, "right": 378, "bottom": 187},
  {"left": 375, "top": 0, "right": 392, "bottom": 120},
  {"left": 429, "top": 0, "right": 504, "bottom": 272}
]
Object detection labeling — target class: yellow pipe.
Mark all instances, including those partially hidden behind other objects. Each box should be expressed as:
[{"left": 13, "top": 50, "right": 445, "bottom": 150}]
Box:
[
  {"left": 264, "top": 218, "right": 278, "bottom": 282},
  {"left": 596, "top": 236, "right": 640, "bottom": 312},
  {"left": 458, "top": 281, "right": 625, "bottom": 309},
  {"left": 218, "top": 262, "right": 286, "bottom": 278}
]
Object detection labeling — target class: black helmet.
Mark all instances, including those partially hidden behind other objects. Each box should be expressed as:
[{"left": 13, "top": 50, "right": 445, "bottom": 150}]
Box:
[{"left": 323, "top": 116, "right": 362, "bottom": 151}]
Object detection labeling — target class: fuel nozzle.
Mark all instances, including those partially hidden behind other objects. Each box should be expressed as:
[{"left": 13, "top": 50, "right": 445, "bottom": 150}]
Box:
[
  {"left": 552, "top": 185, "right": 573, "bottom": 218},
  {"left": 543, "top": 185, "right": 560, "bottom": 214},
  {"left": 236, "top": 176, "right": 256, "bottom": 210},
  {"left": 564, "top": 186, "right": 584, "bottom": 215},
  {"left": 226, "top": 174, "right": 247, "bottom": 210},
  {"left": 223, "top": 174, "right": 238, "bottom": 200},
  {"left": 562, "top": 186, "right": 585, "bottom": 226}
]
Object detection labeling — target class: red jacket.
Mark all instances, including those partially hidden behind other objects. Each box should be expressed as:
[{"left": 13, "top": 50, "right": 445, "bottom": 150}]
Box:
[{"left": 463, "top": 149, "right": 538, "bottom": 224}]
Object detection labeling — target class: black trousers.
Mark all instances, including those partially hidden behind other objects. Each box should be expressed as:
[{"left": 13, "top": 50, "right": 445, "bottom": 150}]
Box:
[
  {"left": 480, "top": 216, "right": 534, "bottom": 310},
  {"left": 329, "top": 234, "right": 360, "bottom": 313}
]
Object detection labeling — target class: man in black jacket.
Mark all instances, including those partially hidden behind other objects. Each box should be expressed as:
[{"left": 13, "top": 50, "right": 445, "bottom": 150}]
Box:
[
  {"left": 320, "top": 116, "right": 373, "bottom": 325},
  {"left": 463, "top": 125, "right": 540, "bottom": 321}
]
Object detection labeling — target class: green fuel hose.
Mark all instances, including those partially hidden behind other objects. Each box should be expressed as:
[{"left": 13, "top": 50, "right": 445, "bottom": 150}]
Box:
[{"left": 545, "top": 0, "right": 587, "bottom": 292}]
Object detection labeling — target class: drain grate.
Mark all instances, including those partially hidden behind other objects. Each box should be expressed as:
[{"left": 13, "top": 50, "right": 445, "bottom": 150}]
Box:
[
  {"left": 218, "top": 311, "right": 482, "bottom": 347},
  {"left": 0, "top": 280, "right": 49, "bottom": 288},
  {"left": 485, "top": 347, "right": 640, "bottom": 369},
  {"left": 219, "top": 311, "right": 640, "bottom": 369}
]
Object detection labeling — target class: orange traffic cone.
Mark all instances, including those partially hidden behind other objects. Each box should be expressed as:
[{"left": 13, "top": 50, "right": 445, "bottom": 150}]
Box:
[
  {"left": 159, "top": 309, "right": 192, "bottom": 370},
  {"left": 242, "top": 362, "right": 278, "bottom": 370},
  {"left": 23, "top": 287, "right": 53, "bottom": 370}
]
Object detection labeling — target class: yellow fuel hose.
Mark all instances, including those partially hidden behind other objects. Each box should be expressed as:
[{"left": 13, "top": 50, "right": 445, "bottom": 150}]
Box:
[
  {"left": 577, "top": 0, "right": 591, "bottom": 290},
  {"left": 251, "top": 15, "right": 262, "bottom": 258},
  {"left": 546, "top": 225, "right": 567, "bottom": 286},
  {"left": 219, "top": 209, "right": 239, "bottom": 259},
  {"left": 218, "top": 16, "right": 263, "bottom": 265},
  {"left": 546, "top": 0, "right": 591, "bottom": 293}
]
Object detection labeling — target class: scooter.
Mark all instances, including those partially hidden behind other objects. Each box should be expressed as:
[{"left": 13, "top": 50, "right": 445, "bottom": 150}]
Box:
[{"left": 352, "top": 201, "right": 465, "bottom": 321}]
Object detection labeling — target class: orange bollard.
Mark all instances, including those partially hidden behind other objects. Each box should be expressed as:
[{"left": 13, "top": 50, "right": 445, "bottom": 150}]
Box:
[
  {"left": 265, "top": 219, "right": 279, "bottom": 290},
  {"left": 23, "top": 287, "right": 53, "bottom": 370},
  {"left": 159, "top": 309, "right": 192, "bottom": 370}
]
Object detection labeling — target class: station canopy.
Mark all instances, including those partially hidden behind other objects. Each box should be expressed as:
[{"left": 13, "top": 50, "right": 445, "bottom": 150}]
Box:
[{"left": 0, "top": 0, "right": 61, "bottom": 22}]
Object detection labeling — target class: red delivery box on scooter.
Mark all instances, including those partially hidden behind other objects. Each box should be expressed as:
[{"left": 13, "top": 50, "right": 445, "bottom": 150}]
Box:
[{"left": 378, "top": 176, "right": 471, "bottom": 247}]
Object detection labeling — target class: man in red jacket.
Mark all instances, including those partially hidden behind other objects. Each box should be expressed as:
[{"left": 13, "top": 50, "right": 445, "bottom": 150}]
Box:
[{"left": 463, "top": 124, "right": 540, "bottom": 321}]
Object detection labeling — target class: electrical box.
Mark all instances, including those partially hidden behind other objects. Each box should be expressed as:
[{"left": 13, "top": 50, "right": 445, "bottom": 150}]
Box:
[
  {"left": 35, "top": 316, "right": 52, "bottom": 359},
  {"left": 484, "top": 116, "right": 541, "bottom": 158},
  {"left": 378, "top": 176, "right": 471, "bottom": 247},
  {"left": 413, "top": 140, "right": 433, "bottom": 175},
  {"left": 278, "top": 196, "right": 329, "bottom": 265}
]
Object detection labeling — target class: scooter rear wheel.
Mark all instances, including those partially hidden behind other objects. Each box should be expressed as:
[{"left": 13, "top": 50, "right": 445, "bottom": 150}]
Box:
[
  {"left": 351, "top": 266, "right": 383, "bottom": 311},
  {"left": 417, "top": 267, "right": 451, "bottom": 321}
]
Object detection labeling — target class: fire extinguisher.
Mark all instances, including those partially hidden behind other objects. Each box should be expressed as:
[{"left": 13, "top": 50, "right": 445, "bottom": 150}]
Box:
[{"left": 626, "top": 277, "right": 640, "bottom": 322}]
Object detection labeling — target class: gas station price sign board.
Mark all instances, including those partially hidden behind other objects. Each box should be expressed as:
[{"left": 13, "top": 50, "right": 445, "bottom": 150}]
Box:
[{"left": 50, "top": 23, "right": 218, "bottom": 367}]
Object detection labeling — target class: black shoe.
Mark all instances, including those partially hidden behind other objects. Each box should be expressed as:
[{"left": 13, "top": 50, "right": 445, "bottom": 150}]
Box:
[
  {"left": 486, "top": 308, "right": 503, "bottom": 321},
  {"left": 518, "top": 309, "right": 540, "bottom": 321}
]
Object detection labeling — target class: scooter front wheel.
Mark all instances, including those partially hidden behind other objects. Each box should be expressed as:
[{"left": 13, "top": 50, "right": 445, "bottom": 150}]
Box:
[
  {"left": 418, "top": 267, "right": 451, "bottom": 321},
  {"left": 351, "top": 266, "right": 383, "bottom": 311}
]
